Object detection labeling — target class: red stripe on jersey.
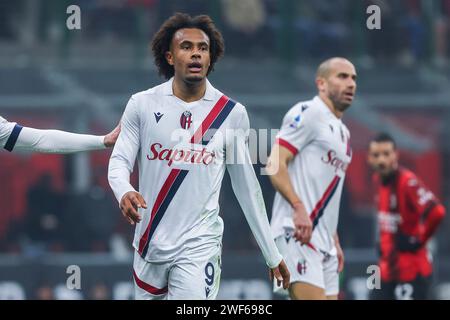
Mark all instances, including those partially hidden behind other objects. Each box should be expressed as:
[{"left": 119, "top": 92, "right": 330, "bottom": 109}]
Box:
[
  {"left": 309, "top": 176, "right": 340, "bottom": 222},
  {"left": 306, "top": 242, "right": 318, "bottom": 252},
  {"left": 138, "top": 169, "right": 181, "bottom": 255},
  {"left": 190, "top": 95, "right": 229, "bottom": 144},
  {"left": 276, "top": 138, "right": 298, "bottom": 156},
  {"left": 133, "top": 270, "right": 168, "bottom": 295}
]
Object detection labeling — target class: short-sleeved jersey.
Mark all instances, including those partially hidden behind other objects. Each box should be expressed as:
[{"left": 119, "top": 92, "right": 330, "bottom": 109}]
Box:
[
  {"left": 375, "top": 168, "right": 439, "bottom": 282},
  {"left": 270, "top": 96, "right": 352, "bottom": 254}
]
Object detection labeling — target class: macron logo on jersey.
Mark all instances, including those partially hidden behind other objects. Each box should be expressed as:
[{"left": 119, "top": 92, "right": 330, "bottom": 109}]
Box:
[
  {"left": 154, "top": 112, "right": 164, "bottom": 123},
  {"left": 147, "top": 142, "right": 216, "bottom": 167}
]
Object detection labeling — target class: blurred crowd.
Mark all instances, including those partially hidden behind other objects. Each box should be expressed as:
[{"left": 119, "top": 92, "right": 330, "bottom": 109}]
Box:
[
  {"left": 1, "top": 0, "right": 450, "bottom": 67},
  {"left": 1, "top": 172, "right": 133, "bottom": 256}
]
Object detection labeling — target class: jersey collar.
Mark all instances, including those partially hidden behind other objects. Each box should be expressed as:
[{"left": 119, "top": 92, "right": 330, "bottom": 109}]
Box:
[
  {"left": 313, "top": 96, "right": 342, "bottom": 121},
  {"left": 162, "top": 77, "right": 216, "bottom": 101}
]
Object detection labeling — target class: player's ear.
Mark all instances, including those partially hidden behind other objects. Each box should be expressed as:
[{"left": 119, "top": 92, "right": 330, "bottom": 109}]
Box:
[
  {"left": 165, "top": 51, "right": 174, "bottom": 66},
  {"left": 316, "top": 77, "right": 325, "bottom": 93}
]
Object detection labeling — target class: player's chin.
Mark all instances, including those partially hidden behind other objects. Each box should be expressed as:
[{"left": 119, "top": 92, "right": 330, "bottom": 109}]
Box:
[
  {"left": 185, "top": 74, "right": 205, "bottom": 83},
  {"left": 339, "top": 99, "right": 353, "bottom": 111},
  {"left": 378, "top": 167, "right": 391, "bottom": 177}
]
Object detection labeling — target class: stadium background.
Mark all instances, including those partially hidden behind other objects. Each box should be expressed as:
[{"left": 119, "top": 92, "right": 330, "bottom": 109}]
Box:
[{"left": 0, "top": 0, "right": 449, "bottom": 299}]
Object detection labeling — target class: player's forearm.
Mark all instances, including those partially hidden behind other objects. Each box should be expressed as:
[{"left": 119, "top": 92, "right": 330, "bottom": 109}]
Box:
[
  {"left": 108, "top": 155, "right": 136, "bottom": 204},
  {"left": 268, "top": 162, "right": 302, "bottom": 207},
  {"left": 108, "top": 98, "right": 140, "bottom": 204},
  {"left": 16, "top": 127, "right": 105, "bottom": 153},
  {"left": 228, "top": 163, "right": 283, "bottom": 268},
  {"left": 334, "top": 233, "right": 340, "bottom": 245},
  {"left": 108, "top": 137, "right": 138, "bottom": 204},
  {"left": 422, "top": 204, "right": 446, "bottom": 243}
]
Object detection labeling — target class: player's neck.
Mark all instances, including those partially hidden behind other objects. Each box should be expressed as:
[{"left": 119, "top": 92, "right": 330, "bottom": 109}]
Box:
[
  {"left": 172, "top": 76, "right": 206, "bottom": 103},
  {"left": 319, "top": 94, "right": 343, "bottom": 119}
]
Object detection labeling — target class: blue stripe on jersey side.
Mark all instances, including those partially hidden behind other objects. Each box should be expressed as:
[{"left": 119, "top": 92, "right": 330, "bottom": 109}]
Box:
[
  {"left": 201, "top": 99, "right": 237, "bottom": 146},
  {"left": 312, "top": 177, "right": 341, "bottom": 230},
  {"left": 141, "top": 169, "right": 189, "bottom": 257},
  {"left": 4, "top": 124, "right": 23, "bottom": 152}
]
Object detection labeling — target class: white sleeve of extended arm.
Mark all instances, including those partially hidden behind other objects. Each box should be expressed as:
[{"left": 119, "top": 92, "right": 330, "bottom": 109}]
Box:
[
  {"left": 14, "top": 127, "right": 105, "bottom": 153},
  {"left": 1, "top": 115, "right": 105, "bottom": 153},
  {"left": 226, "top": 106, "right": 282, "bottom": 269},
  {"left": 108, "top": 96, "right": 140, "bottom": 204}
]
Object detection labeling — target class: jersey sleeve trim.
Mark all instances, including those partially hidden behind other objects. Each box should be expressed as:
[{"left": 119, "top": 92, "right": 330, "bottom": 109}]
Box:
[
  {"left": 4, "top": 124, "right": 23, "bottom": 152},
  {"left": 276, "top": 137, "right": 298, "bottom": 156}
]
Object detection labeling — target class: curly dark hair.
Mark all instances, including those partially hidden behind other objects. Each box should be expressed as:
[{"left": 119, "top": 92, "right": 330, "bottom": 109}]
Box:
[{"left": 151, "top": 13, "right": 225, "bottom": 79}]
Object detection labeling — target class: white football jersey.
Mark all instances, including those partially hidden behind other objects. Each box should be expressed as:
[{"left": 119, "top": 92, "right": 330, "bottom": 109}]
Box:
[
  {"left": 109, "top": 78, "right": 282, "bottom": 267},
  {"left": 270, "top": 96, "right": 352, "bottom": 254}
]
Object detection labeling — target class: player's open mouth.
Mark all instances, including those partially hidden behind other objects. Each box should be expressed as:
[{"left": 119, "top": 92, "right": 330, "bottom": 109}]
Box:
[
  {"left": 188, "top": 62, "right": 202, "bottom": 73},
  {"left": 344, "top": 92, "right": 354, "bottom": 99}
]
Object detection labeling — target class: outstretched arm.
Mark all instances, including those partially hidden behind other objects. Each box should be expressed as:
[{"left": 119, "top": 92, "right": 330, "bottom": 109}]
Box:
[{"left": 2, "top": 121, "right": 120, "bottom": 153}]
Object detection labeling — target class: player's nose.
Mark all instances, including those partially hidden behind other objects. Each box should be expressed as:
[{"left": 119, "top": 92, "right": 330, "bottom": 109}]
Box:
[
  {"left": 347, "top": 80, "right": 356, "bottom": 90},
  {"left": 191, "top": 50, "right": 201, "bottom": 60}
]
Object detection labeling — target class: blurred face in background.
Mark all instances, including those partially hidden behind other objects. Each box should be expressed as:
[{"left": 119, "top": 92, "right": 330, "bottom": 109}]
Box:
[
  {"left": 368, "top": 141, "right": 399, "bottom": 178},
  {"left": 317, "top": 59, "right": 357, "bottom": 113},
  {"left": 165, "top": 28, "right": 211, "bottom": 84}
]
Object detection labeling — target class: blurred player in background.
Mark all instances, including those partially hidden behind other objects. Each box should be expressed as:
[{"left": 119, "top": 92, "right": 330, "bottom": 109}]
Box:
[
  {"left": 108, "top": 13, "right": 289, "bottom": 300},
  {"left": 0, "top": 115, "right": 120, "bottom": 153},
  {"left": 368, "top": 133, "right": 446, "bottom": 300},
  {"left": 268, "top": 57, "right": 356, "bottom": 300}
]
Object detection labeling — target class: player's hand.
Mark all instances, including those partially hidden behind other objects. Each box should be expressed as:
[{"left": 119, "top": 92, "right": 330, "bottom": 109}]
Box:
[
  {"left": 396, "top": 233, "right": 422, "bottom": 252},
  {"left": 104, "top": 123, "right": 121, "bottom": 147},
  {"left": 269, "top": 259, "right": 290, "bottom": 290},
  {"left": 292, "top": 201, "right": 312, "bottom": 244},
  {"left": 336, "top": 241, "right": 345, "bottom": 273},
  {"left": 120, "top": 191, "right": 147, "bottom": 225}
]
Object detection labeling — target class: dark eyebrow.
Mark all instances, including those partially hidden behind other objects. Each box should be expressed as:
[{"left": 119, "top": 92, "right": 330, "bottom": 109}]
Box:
[
  {"left": 179, "top": 40, "right": 193, "bottom": 46},
  {"left": 338, "top": 72, "right": 357, "bottom": 80},
  {"left": 179, "top": 40, "right": 209, "bottom": 46},
  {"left": 196, "top": 41, "right": 209, "bottom": 47}
]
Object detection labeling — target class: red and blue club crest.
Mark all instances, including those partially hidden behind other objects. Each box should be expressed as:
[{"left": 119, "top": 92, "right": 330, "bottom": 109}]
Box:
[{"left": 180, "top": 111, "right": 193, "bottom": 129}]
